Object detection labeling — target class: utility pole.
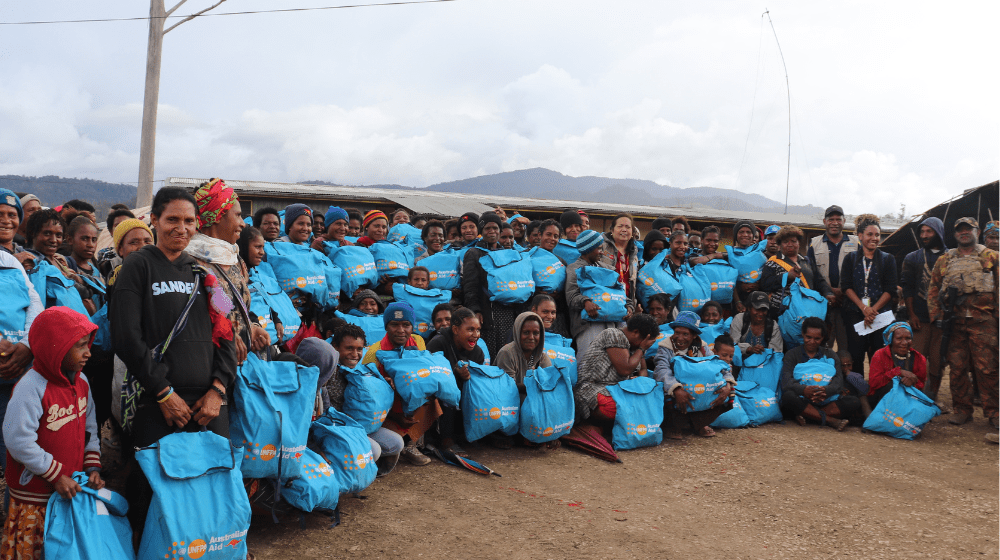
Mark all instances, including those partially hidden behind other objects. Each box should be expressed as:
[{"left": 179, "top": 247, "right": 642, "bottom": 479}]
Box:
[{"left": 137, "top": 0, "right": 227, "bottom": 207}]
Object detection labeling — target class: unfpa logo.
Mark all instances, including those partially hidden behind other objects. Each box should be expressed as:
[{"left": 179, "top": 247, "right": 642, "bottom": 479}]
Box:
[
  {"left": 892, "top": 416, "right": 905, "bottom": 427},
  {"left": 260, "top": 444, "right": 276, "bottom": 461},
  {"left": 429, "top": 271, "right": 438, "bottom": 281},
  {"left": 693, "top": 384, "right": 706, "bottom": 395},
  {"left": 711, "top": 282, "right": 718, "bottom": 290},
  {"left": 635, "top": 424, "right": 648, "bottom": 436},
  {"left": 748, "top": 270, "right": 760, "bottom": 280},
  {"left": 507, "top": 281, "right": 518, "bottom": 291},
  {"left": 417, "top": 368, "right": 431, "bottom": 378},
  {"left": 690, "top": 299, "right": 700, "bottom": 307},
  {"left": 389, "top": 260, "right": 398, "bottom": 269},
  {"left": 542, "top": 427, "right": 554, "bottom": 437},
  {"left": 546, "top": 265, "right": 556, "bottom": 275},
  {"left": 355, "top": 454, "right": 367, "bottom": 469},
  {"left": 758, "top": 400, "right": 771, "bottom": 407},
  {"left": 547, "top": 349, "right": 557, "bottom": 359},
  {"left": 355, "top": 265, "right": 365, "bottom": 275},
  {"left": 167, "top": 539, "right": 207, "bottom": 560},
  {"left": 644, "top": 277, "right": 654, "bottom": 286},
  {"left": 489, "top": 407, "right": 502, "bottom": 420},
  {"left": 418, "top": 322, "right": 429, "bottom": 333},
  {"left": 601, "top": 292, "right": 611, "bottom": 302},
  {"left": 813, "top": 374, "right": 824, "bottom": 382},
  {"left": 296, "top": 277, "right": 307, "bottom": 288}
]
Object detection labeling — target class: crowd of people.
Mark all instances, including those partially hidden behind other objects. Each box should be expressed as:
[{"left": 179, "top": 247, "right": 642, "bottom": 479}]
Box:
[{"left": 0, "top": 181, "right": 997, "bottom": 559}]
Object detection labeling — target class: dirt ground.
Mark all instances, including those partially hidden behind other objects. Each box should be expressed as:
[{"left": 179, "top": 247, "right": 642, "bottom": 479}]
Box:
[{"left": 246, "top": 376, "right": 1000, "bottom": 560}]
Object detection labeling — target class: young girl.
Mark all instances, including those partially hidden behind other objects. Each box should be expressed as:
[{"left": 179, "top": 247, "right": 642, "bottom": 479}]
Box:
[{"left": 3, "top": 306, "right": 103, "bottom": 560}]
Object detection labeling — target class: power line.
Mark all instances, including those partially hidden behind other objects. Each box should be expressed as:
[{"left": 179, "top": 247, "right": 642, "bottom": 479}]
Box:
[{"left": 0, "top": 0, "right": 457, "bottom": 26}]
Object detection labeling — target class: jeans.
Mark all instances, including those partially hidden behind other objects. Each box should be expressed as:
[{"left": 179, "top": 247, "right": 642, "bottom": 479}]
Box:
[{"left": 368, "top": 427, "right": 404, "bottom": 475}]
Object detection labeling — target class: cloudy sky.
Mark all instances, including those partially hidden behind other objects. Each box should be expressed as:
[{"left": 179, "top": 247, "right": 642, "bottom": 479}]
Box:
[{"left": 1, "top": 0, "right": 996, "bottom": 215}]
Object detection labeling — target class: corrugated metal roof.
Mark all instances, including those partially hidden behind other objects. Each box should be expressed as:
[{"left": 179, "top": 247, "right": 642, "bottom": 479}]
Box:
[{"left": 165, "top": 177, "right": 894, "bottom": 230}]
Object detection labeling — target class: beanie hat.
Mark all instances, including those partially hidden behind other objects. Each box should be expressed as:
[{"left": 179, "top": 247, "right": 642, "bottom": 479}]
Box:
[
  {"left": 733, "top": 219, "right": 755, "bottom": 238},
  {"left": 362, "top": 210, "right": 388, "bottom": 231},
  {"left": 324, "top": 206, "right": 349, "bottom": 226},
  {"left": 0, "top": 188, "right": 23, "bottom": 221},
  {"left": 479, "top": 212, "right": 504, "bottom": 231},
  {"left": 283, "top": 203, "right": 313, "bottom": 234},
  {"left": 113, "top": 218, "right": 153, "bottom": 251},
  {"left": 351, "top": 288, "right": 385, "bottom": 314},
  {"left": 458, "top": 212, "right": 480, "bottom": 228},
  {"left": 560, "top": 209, "right": 584, "bottom": 231},
  {"left": 19, "top": 194, "right": 40, "bottom": 211},
  {"left": 669, "top": 311, "right": 702, "bottom": 335},
  {"left": 383, "top": 301, "right": 416, "bottom": 327},
  {"left": 575, "top": 229, "right": 603, "bottom": 255},
  {"left": 651, "top": 217, "right": 672, "bottom": 231}
]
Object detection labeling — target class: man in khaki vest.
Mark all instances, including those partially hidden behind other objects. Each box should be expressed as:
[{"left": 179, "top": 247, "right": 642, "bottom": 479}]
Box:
[{"left": 807, "top": 205, "right": 859, "bottom": 352}]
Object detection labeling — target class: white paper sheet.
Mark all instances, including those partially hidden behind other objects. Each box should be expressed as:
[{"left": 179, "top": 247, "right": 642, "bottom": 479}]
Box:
[{"left": 853, "top": 310, "right": 896, "bottom": 336}]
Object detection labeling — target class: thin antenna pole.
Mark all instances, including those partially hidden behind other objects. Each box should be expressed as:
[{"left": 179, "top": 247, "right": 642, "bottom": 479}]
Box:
[{"left": 764, "top": 9, "right": 791, "bottom": 214}]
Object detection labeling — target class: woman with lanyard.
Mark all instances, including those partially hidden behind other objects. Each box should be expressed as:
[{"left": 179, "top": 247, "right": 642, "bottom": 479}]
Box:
[
  {"left": 866, "top": 321, "right": 926, "bottom": 408},
  {"left": 840, "top": 214, "right": 897, "bottom": 370},
  {"left": 185, "top": 179, "right": 270, "bottom": 364}
]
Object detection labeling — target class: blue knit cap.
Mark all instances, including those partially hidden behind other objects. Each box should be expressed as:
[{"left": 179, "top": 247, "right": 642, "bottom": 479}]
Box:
[
  {"left": 325, "top": 206, "right": 349, "bottom": 226},
  {"left": 384, "top": 301, "right": 416, "bottom": 327},
  {"left": 283, "top": 203, "right": 313, "bottom": 234},
  {"left": 669, "top": 311, "right": 702, "bottom": 335},
  {"left": 0, "top": 189, "right": 23, "bottom": 220},
  {"left": 575, "top": 229, "right": 603, "bottom": 255}
]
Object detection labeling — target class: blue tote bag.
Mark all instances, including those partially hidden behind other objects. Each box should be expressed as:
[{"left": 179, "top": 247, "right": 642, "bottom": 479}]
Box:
[
  {"left": 576, "top": 266, "right": 627, "bottom": 322},
  {"left": 391, "top": 283, "right": 451, "bottom": 336},
  {"left": 229, "top": 353, "right": 319, "bottom": 480},
  {"left": 336, "top": 310, "right": 386, "bottom": 347},
  {"left": 519, "top": 364, "right": 575, "bottom": 443},
  {"left": 606, "top": 376, "right": 664, "bottom": 450},
  {"left": 377, "top": 349, "right": 461, "bottom": 415},
  {"left": 725, "top": 240, "right": 767, "bottom": 283},
  {"left": 478, "top": 337, "right": 492, "bottom": 365},
  {"left": 44, "top": 471, "right": 134, "bottom": 560},
  {"left": 527, "top": 246, "right": 567, "bottom": 293},
  {"left": 543, "top": 334, "right": 578, "bottom": 386},
  {"left": 778, "top": 273, "right": 828, "bottom": 346},
  {"left": 419, "top": 250, "right": 462, "bottom": 291},
  {"left": 367, "top": 240, "right": 414, "bottom": 280},
  {"left": 0, "top": 266, "right": 31, "bottom": 342},
  {"left": 644, "top": 324, "right": 674, "bottom": 360},
  {"left": 735, "top": 349, "right": 783, "bottom": 396},
  {"left": 311, "top": 408, "right": 378, "bottom": 495},
  {"left": 324, "top": 243, "right": 378, "bottom": 296},
  {"left": 636, "top": 251, "right": 682, "bottom": 308},
  {"left": 552, "top": 238, "right": 581, "bottom": 264},
  {"left": 480, "top": 249, "right": 535, "bottom": 304},
  {"left": 281, "top": 447, "right": 341, "bottom": 513},
  {"left": 136, "top": 432, "right": 251, "bottom": 560},
  {"left": 693, "top": 260, "right": 738, "bottom": 304},
  {"left": 90, "top": 304, "right": 113, "bottom": 352},
  {"left": 341, "top": 363, "right": 395, "bottom": 434},
  {"left": 29, "top": 260, "right": 88, "bottom": 315},
  {"left": 862, "top": 377, "right": 941, "bottom": 439},
  {"left": 248, "top": 262, "right": 302, "bottom": 343},
  {"left": 675, "top": 264, "right": 712, "bottom": 314},
  {"left": 461, "top": 363, "right": 520, "bottom": 441},
  {"left": 672, "top": 355, "right": 729, "bottom": 412},
  {"left": 388, "top": 223, "right": 423, "bottom": 246},
  {"left": 736, "top": 380, "right": 783, "bottom": 426},
  {"left": 710, "top": 390, "right": 750, "bottom": 429},
  {"left": 699, "top": 317, "right": 732, "bottom": 350},
  {"left": 264, "top": 241, "right": 341, "bottom": 309},
  {"left": 792, "top": 355, "right": 839, "bottom": 405}
]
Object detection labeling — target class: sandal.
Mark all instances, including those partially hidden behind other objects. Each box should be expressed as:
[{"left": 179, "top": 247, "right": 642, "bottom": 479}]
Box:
[
  {"left": 697, "top": 426, "right": 716, "bottom": 438},
  {"left": 666, "top": 429, "right": 684, "bottom": 440},
  {"left": 833, "top": 418, "right": 850, "bottom": 432},
  {"left": 794, "top": 415, "right": 807, "bottom": 427}
]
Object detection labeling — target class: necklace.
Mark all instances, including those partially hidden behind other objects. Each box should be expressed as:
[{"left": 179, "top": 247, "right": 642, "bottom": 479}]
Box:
[{"left": 893, "top": 351, "right": 909, "bottom": 360}]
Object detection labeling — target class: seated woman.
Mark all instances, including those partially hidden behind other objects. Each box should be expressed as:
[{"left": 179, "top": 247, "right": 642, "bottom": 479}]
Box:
[
  {"left": 653, "top": 311, "right": 734, "bottom": 438},
  {"left": 278, "top": 203, "right": 315, "bottom": 245},
  {"left": 361, "top": 302, "right": 438, "bottom": 466},
  {"left": 728, "top": 291, "right": 784, "bottom": 356},
  {"left": 778, "top": 317, "right": 861, "bottom": 430},
  {"left": 425, "top": 307, "right": 483, "bottom": 455},
  {"left": 573, "top": 314, "right": 659, "bottom": 425},
  {"left": 496, "top": 311, "right": 555, "bottom": 449},
  {"left": 301, "top": 326, "right": 404, "bottom": 477},
  {"left": 867, "top": 321, "right": 926, "bottom": 407}
]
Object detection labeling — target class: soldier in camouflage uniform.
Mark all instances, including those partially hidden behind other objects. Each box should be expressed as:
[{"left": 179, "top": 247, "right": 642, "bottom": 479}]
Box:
[{"left": 927, "top": 217, "right": 999, "bottom": 427}]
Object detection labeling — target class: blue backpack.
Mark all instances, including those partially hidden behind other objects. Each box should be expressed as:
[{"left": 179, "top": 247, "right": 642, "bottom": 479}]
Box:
[
  {"left": 341, "top": 363, "right": 395, "bottom": 434},
  {"left": 672, "top": 355, "right": 729, "bottom": 412},
  {"left": 418, "top": 250, "right": 461, "bottom": 291},
  {"left": 229, "top": 353, "right": 319, "bottom": 480},
  {"left": 264, "top": 241, "right": 341, "bottom": 310},
  {"left": 461, "top": 363, "right": 520, "bottom": 441},
  {"left": 0, "top": 266, "right": 31, "bottom": 342},
  {"left": 543, "top": 333, "right": 578, "bottom": 386},
  {"left": 778, "top": 274, "right": 828, "bottom": 346},
  {"left": 310, "top": 408, "right": 378, "bottom": 495},
  {"left": 636, "top": 251, "right": 682, "bottom": 308},
  {"left": 392, "top": 283, "right": 451, "bottom": 337},
  {"left": 645, "top": 324, "right": 674, "bottom": 360},
  {"left": 725, "top": 241, "right": 767, "bottom": 283},
  {"left": 336, "top": 310, "right": 387, "bottom": 347},
  {"left": 519, "top": 364, "right": 575, "bottom": 443},
  {"left": 44, "top": 471, "right": 134, "bottom": 560},
  {"left": 367, "top": 240, "right": 414, "bottom": 280},
  {"left": 29, "top": 259, "right": 88, "bottom": 315},
  {"left": 479, "top": 249, "right": 535, "bottom": 304},
  {"left": 606, "top": 376, "right": 664, "bottom": 450},
  {"left": 734, "top": 349, "right": 783, "bottom": 396},
  {"left": 552, "top": 238, "right": 581, "bottom": 264},
  {"left": 675, "top": 264, "right": 712, "bottom": 313},
  {"left": 527, "top": 247, "right": 567, "bottom": 293},
  {"left": 323, "top": 243, "right": 378, "bottom": 296},
  {"left": 376, "top": 349, "right": 461, "bottom": 415},
  {"left": 862, "top": 377, "right": 941, "bottom": 440},
  {"left": 692, "top": 260, "right": 738, "bottom": 304},
  {"left": 136, "top": 432, "right": 251, "bottom": 560},
  {"left": 90, "top": 304, "right": 113, "bottom": 352},
  {"left": 281, "top": 447, "right": 341, "bottom": 513},
  {"left": 576, "top": 266, "right": 627, "bottom": 322},
  {"left": 792, "top": 355, "right": 840, "bottom": 405},
  {"left": 248, "top": 262, "right": 301, "bottom": 343}
]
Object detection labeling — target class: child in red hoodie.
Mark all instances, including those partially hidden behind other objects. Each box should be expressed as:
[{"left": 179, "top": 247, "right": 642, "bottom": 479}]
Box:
[{"left": 2, "top": 306, "right": 103, "bottom": 560}]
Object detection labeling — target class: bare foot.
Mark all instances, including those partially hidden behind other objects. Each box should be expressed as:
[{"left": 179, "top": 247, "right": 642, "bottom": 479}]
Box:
[
  {"left": 795, "top": 415, "right": 807, "bottom": 426},
  {"left": 698, "top": 426, "right": 716, "bottom": 437}
]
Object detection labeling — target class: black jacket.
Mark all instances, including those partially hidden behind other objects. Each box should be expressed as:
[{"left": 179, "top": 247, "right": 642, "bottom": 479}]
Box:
[{"left": 110, "top": 245, "right": 237, "bottom": 403}]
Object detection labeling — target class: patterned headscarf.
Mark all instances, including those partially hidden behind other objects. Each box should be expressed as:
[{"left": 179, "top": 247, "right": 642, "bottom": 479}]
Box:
[
  {"left": 983, "top": 220, "right": 999, "bottom": 238},
  {"left": 882, "top": 321, "right": 912, "bottom": 346},
  {"left": 193, "top": 178, "right": 237, "bottom": 229}
]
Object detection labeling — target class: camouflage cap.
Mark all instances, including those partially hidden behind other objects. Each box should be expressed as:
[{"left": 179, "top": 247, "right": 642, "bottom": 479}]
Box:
[{"left": 954, "top": 217, "right": 979, "bottom": 230}]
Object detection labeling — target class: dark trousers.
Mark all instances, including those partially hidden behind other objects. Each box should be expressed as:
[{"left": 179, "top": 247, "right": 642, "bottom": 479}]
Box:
[
  {"left": 868, "top": 383, "right": 892, "bottom": 409},
  {"left": 779, "top": 390, "right": 862, "bottom": 423},
  {"left": 844, "top": 318, "right": 885, "bottom": 374},
  {"left": 664, "top": 399, "right": 732, "bottom": 433}
]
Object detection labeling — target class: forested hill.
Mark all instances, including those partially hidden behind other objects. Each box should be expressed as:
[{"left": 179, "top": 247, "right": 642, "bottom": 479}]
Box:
[{"left": 0, "top": 176, "right": 136, "bottom": 219}]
